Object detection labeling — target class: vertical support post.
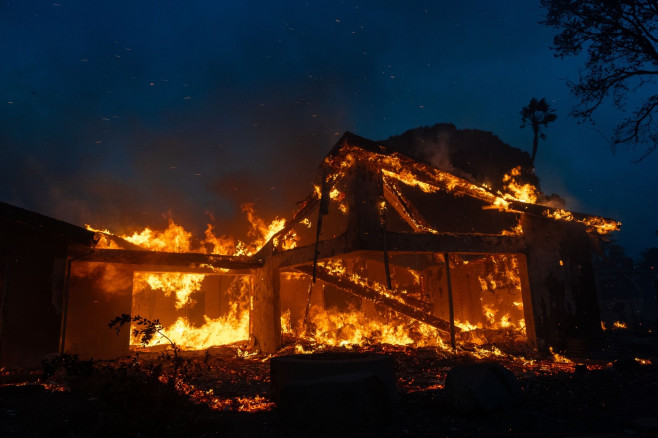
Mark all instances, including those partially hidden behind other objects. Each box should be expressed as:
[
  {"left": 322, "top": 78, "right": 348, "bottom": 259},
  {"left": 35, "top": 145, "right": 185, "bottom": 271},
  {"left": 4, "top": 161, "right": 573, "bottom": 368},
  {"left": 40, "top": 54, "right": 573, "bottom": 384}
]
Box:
[
  {"left": 58, "top": 256, "right": 74, "bottom": 355},
  {"left": 302, "top": 282, "right": 313, "bottom": 327},
  {"left": 444, "top": 252, "right": 456, "bottom": 350},
  {"left": 380, "top": 197, "right": 392, "bottom": 290},
  {"left": 250, "top": 241, "right": 281, "bottom": 354},
  {"left": 312, "top": 169, "right": 329, "bottom": 283},
  {"left": 516, "top": 254, "right": 537, "bottom": 349}
]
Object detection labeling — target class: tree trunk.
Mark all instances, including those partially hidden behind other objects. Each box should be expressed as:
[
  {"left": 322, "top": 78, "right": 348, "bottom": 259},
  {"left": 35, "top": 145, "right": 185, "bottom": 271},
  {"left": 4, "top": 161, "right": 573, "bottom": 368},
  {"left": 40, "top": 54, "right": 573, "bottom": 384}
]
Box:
[{"left": 531, "top": 126, "right": 539, "bottom": 165}]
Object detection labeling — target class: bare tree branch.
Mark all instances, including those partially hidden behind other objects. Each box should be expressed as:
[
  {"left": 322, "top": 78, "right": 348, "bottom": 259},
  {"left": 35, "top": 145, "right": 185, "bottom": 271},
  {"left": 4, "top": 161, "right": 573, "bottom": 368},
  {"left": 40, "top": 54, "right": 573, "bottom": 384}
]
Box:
[{"left": 541, "top": 0, "right": 658, "bottom": 160}]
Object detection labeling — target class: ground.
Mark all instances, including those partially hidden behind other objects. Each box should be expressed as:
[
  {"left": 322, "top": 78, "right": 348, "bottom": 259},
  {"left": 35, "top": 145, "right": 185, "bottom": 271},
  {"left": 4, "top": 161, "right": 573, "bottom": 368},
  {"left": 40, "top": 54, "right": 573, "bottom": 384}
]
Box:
[{"left": 1, "top": 329, "right": 657, "bottom": 437}]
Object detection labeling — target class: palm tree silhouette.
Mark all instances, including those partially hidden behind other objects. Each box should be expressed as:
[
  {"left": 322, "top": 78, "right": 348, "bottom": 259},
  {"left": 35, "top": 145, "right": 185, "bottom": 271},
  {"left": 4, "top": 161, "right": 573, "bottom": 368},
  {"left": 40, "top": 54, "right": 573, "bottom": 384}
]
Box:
[{"left": 520, "top": 97, "right": 557, "bottom": 165}]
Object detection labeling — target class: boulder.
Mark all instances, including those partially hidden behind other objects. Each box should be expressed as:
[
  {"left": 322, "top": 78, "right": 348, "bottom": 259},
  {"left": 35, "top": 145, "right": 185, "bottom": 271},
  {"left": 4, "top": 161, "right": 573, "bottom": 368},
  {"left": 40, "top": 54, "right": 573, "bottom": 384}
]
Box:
[
  {"left": 270, "top": 353, "right": 396, "bottom": 427},
  {"left": 445, "top": 362, "right": 521, "bottom": 414},
  {"left": 277, "top": 371, "right": 391, "bottom": 426}
]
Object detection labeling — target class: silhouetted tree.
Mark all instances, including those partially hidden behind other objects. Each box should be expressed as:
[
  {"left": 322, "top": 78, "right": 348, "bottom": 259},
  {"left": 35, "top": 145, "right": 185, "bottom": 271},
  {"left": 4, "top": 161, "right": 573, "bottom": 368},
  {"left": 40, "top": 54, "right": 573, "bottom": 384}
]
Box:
[
  {"left": 594, "top": 241, "right": 635, "bottom": 271},
  {"left": 520, "top": 97, "right": 558, "bottom": 165},
  {"left": 541, "top": 0, "right": 658, "bottom": 161},
  {"left": 638, "top": 247, "right": 658, "bottom": 272}
]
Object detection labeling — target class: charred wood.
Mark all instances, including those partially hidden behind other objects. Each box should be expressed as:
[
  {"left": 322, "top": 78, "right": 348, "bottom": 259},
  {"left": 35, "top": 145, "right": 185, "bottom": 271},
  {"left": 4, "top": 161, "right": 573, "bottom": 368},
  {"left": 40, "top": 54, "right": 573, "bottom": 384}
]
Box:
[
  {"left": 79, "top": 249, "right": 261, "bottom": 270},
  {"left": 273, "top": 234, "right": 353, "bottom": 268},
  {"left": 294, "top": 264, "right": 459, "bottom": 335}
]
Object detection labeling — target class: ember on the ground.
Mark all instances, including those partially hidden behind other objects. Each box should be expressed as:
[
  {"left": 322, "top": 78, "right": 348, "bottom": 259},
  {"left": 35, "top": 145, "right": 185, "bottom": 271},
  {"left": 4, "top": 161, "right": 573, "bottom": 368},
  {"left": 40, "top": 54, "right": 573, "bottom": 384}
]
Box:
[{"left": 1, "top": 329, "right": 657, "bottom": 437}]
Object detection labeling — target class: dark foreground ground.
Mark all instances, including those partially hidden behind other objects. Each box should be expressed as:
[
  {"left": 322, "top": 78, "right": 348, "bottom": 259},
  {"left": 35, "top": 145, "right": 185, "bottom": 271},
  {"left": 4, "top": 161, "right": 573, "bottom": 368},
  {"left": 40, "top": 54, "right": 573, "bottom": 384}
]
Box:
[{"left": 1, "top": 329, "right": 657, "bottom": 438}]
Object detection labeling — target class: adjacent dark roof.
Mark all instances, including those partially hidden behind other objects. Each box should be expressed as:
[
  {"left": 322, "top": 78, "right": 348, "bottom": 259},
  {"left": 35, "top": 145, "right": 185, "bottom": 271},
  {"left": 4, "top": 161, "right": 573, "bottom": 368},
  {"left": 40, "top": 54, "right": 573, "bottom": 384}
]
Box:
[{"left": 0, "top": 201, "right": 98, "bottom": 247}]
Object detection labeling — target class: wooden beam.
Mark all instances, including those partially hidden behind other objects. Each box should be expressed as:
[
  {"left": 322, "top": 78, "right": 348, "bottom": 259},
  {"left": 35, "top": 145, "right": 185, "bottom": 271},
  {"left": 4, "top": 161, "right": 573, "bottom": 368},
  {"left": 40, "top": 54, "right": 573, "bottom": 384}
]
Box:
[
  {"left": 0, "top": 200, "right": 97, "bottom": 247},
  {"left": 444, "top": 253, "right": 456, "bottom": 350},
  {"left": 294, "top": 264, "right": 459, "bottom": 335},
  {"left": 376, "top": 232, "right": 526, "bottom": 254},
  {"left": 268, "top": 191, "right": 320, "bottom": 253},
  {"left": 273, "top": 234, "right": 354, "bottom": 268},
  {"left": 382, "top": 176, "right": 435, "bottom": 233},
  {"left": 250, "top": 242, "right": 281, "bottom": 353},
  {"left": 79, "top": 249, "right": 261, "bottom": 270}
]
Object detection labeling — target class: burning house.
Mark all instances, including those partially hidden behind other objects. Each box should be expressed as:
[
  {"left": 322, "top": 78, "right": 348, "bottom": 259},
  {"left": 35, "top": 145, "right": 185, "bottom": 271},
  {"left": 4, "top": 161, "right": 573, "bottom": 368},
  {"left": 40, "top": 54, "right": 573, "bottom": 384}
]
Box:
[{"left": 0, "top": 129, "right": 620, "bottom": 368}]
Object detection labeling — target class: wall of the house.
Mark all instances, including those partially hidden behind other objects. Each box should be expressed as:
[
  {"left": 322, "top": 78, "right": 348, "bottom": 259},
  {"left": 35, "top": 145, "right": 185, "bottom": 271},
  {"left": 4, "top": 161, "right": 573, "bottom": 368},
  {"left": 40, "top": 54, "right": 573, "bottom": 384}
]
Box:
[
  {"left": 0, "top": 234, "right": 67, "bottom": 368},
  {"left": 64, "top": 262, "right": 133, "bottom": 359},
  {"left": 522, "top": 215, "right": 603, "bottom": 352},
  {"left": 279, "top": 273, "right": 323, "bottom": 331}
]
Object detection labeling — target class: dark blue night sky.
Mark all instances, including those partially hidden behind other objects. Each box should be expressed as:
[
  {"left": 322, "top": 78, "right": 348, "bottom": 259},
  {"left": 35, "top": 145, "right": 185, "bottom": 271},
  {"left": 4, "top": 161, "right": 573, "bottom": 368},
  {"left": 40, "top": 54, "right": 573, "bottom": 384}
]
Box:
[{"left": 1, "top": 1, "right": 656, "bottom": 257}]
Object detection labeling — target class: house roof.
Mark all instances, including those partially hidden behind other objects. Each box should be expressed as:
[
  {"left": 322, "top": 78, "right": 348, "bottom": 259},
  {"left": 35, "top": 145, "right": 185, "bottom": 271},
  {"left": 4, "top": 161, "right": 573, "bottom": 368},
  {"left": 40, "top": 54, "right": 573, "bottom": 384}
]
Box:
[
  {"left": 0, "top": 201, "right": 98, "bottom": 248},
  {"left": 280, "top": 132, "right": 620, "bottom": 239}
]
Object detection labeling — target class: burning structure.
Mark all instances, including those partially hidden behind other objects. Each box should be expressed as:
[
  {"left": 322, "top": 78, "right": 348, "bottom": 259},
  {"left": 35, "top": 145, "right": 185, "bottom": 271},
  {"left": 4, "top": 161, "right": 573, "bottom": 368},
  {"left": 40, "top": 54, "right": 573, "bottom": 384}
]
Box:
[{"left": 0, "top": 129, "right": 620, "bottom": 367}]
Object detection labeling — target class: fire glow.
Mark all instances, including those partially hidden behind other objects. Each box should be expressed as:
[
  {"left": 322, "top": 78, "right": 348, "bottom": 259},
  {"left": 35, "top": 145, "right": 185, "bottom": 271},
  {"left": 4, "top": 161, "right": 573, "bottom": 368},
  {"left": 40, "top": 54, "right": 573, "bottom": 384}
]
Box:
[{"left": 79, "top": 134, "right": 619, "bottom": 356}]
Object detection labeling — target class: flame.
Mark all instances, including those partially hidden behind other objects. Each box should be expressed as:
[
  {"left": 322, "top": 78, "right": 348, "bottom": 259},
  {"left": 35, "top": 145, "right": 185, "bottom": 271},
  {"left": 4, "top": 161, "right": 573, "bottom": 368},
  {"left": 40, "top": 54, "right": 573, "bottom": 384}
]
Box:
[
  {"left": 124, "top": 219, "right": 194, "bottom": 252},
  {"left": 203, "top": 224, "right": 237, "bottom": 255},
  {"left": 579, "top": 216, "right": 622, "bottom": 234},
  {"left": 83, "top": 136, "right": 621, "bottom": 358},
  {"left": 502, "top": 166, "right": 539, "bottom": 203},
  {"left": 549, "top": 347, "right": 573, "bottom": 364},
  {"left": 241, "top": 203, "right": 287, "bottom": 254},
  {"left": 543, "top": 208, "right": 574, "bottom": 222},
  {"left": 91, "top": 204, "right": 291, "bottom": 257},
  {"left": 613, "top": 321, "right": 628, "bottom": 329},
  {"left": 454, "top": 319, "right": 481, "bottom": 331},
  {"left": 601, "top": 320, "right": 629, "bottom": 331},
  {"left": 131, "top": 273, "right": 251, "bottom": 350},
  {"left": 542, "top": 209, "right": 620, "bottom": 235},
  {"left": 150, "top": 311, "right": 249, "bottom": 350},
  {"left": 134, "top": 272, "right": 205, "bottom": 309},
  {"left": 300, "top": 305, "right": 447, "bottom": 349},
  {"left": 331, "top": 145, "right": 617, "bottom": 235},
  {"left": 501, "top": 221, "right": 524, "bottom": 236}
]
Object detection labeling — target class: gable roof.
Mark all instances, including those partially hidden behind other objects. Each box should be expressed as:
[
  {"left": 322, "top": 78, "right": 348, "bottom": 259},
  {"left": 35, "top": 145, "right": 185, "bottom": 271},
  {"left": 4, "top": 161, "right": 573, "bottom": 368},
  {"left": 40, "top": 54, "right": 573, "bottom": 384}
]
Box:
[
  {"left": 274, "top": 132, "right": 620, "bottom": 244},
  {"left": 0, "top": 201, "right": 98, "bottom": 248}
]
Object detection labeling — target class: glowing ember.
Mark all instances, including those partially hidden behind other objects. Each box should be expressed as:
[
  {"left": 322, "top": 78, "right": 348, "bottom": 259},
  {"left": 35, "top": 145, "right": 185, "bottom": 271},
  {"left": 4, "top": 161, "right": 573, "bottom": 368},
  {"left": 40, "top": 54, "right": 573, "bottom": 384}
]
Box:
[
  {"left": 613, "top": 321, "right": 628, "bottom": 329},
  {"left": 549, "top": 347, "right": 573, "bottom": 364},
  {"left": 300, "top": 306, "right": 448, "bottom": 348}
]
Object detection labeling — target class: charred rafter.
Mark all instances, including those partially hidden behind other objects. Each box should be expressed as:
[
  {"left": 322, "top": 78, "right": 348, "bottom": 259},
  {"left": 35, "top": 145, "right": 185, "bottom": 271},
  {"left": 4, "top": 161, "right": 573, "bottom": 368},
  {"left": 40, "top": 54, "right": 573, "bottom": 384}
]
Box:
[
  {"left": 80, "top": 249, "right": 261, "bottom": 270},
  {"left": 382, "top": 176, "right": 437, "bottom": 234},
  {"left": 294, "top": 264, "right": 458, "bottom": 335}
]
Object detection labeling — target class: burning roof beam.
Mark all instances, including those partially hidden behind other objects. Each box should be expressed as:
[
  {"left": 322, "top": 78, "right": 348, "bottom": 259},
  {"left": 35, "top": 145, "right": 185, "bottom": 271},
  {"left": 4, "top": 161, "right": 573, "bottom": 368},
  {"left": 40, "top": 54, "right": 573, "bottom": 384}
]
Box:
[
  {"left": 366, "top": 232, "right": 525, "bottom": 255},
  {"left": 382, "top": 176, "right": 437, "bottom": 234},
  {"left": 0, "top": 200, "right": 98, "bottom": 249},
  {"left": 80, "top": 249, "right": 261, "bottom": 271},
  {"left": 294, "top": 264, "right": 459, "bottom": 335},
  {"left": 318, "top": 136, "right": 620, "bottom": 236},
  {"left": 273, "top": 234, "right": 352, "bottom": 267}
]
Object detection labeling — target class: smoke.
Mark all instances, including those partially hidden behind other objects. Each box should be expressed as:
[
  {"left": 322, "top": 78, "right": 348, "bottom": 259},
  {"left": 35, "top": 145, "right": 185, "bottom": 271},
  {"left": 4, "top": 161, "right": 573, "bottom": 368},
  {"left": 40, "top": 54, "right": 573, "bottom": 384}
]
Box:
[
  {"left": 0, "top": 2, "right": 388, "bottom": 242},
  {"left": 412, "top": 129, "right": 456, "bottom": 174}
]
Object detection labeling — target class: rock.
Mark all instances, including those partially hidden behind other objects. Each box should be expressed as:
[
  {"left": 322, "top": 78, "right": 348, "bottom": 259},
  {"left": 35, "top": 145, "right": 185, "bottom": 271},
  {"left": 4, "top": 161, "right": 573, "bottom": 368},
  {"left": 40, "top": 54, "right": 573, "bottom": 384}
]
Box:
[
  {"left": 445, "top": 362, "right": 521, "bottom": 414},
  {"left": 270, "top": 352, "right": 397, "bottom": 402},
  {"left": 276, "top": 371, "right": 391, "bottom": 426},
  {"left": 631, "top": 417, "right": 658, "bottom": 434},
  {"left": 270, "top": 353, "right": 396, "bottom": 427}
]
